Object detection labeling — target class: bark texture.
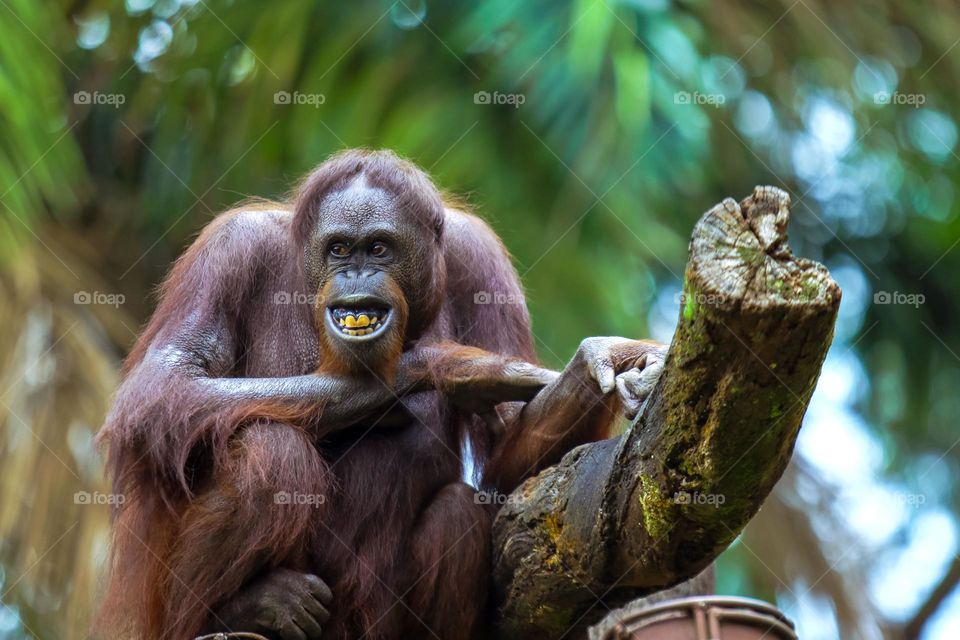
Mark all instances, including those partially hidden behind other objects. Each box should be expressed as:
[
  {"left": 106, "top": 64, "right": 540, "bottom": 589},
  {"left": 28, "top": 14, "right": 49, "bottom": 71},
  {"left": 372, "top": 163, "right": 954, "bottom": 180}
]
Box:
[{"left": 491, "top": 186, "right": 841, "bottom": 638}]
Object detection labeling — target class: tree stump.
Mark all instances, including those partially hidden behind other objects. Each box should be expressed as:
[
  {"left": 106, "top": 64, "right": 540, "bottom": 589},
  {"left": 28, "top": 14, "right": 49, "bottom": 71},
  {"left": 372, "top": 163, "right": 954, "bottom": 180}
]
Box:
[{"left": 491, "top": 186, "right": 841, "bottom": 638}]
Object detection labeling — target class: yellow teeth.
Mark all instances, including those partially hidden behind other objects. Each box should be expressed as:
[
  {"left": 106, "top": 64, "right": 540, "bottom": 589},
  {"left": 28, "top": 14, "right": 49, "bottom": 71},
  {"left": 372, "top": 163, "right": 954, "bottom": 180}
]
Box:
[
  {"left": 337, "top": 314, "right": 380, "bottom": 327},
  {"left": 337, "top": 316, "right": 375, "bottom": 328},
  {"left": 333, "top": 309, "right": 385, "bottom": 337}
]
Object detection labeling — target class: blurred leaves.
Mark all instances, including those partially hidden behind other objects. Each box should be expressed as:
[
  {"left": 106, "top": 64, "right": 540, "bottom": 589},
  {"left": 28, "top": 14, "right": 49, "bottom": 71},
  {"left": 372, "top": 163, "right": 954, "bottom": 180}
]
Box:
[{"left": 0, "top": 0, "right": 85, "bottom": 256}]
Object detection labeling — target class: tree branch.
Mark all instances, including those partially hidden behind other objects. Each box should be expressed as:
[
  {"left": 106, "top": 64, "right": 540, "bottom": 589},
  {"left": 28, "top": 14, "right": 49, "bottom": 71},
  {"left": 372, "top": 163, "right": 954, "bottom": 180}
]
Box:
[
  {"left": 491, "top": 187, "right": 841, "bottom": 638},
  {"left": 902, "top": 554, "right": 960, "bottom": 639}
]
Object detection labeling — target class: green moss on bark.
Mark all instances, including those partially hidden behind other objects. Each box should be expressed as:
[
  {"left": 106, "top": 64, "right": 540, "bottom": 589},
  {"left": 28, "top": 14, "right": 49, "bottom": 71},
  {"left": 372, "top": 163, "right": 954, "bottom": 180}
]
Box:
[{"left": 638, "top": 474, "right": 673, "bottom": 540}]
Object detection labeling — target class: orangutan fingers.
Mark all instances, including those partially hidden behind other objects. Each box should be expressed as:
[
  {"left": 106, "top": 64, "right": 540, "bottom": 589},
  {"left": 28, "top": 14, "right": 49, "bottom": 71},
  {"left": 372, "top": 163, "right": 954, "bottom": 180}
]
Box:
[
  {"left": 615, "top": 361, "right": 664, "bottom": 420},
  {"left": 305, "top": 573, "right": 333, "bottom": 605},
  {"left": 291, "top": 603, "right": 323, "bottom": 639},
  {"left": 616, "top": 371, "right": 645, "bottom": 420}
]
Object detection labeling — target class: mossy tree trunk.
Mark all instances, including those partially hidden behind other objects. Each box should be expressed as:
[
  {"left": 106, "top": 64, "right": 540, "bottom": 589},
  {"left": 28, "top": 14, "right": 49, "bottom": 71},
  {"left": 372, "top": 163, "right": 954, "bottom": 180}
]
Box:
[{"left": 491, "top": 186, "right": 841, "bottom": 638}]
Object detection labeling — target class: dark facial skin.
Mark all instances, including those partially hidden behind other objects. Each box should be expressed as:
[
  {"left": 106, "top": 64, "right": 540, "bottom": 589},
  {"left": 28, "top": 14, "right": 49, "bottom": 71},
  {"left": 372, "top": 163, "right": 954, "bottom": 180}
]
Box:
[{"left": 304, "top": 177, "right": 432, "bottom": 378}]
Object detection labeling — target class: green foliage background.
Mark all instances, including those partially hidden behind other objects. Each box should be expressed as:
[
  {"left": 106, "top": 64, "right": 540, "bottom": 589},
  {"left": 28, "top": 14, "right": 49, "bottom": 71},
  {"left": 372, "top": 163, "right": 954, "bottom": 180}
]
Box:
[{"left": 1, "top": 1, "right": 959, "bottom": 638}]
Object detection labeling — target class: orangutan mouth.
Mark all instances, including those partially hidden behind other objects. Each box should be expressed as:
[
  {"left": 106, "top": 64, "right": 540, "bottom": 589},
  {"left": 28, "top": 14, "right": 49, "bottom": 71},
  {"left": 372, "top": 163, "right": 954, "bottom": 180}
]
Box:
[{"left": 328, "top": 305, "right": 392, "bottom": 339}]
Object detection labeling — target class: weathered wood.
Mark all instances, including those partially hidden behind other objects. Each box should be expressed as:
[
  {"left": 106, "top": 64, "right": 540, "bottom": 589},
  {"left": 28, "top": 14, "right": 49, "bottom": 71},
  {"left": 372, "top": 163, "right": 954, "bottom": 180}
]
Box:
[{"left": 491, "top": 186, "right": 841, "bottom": 638}]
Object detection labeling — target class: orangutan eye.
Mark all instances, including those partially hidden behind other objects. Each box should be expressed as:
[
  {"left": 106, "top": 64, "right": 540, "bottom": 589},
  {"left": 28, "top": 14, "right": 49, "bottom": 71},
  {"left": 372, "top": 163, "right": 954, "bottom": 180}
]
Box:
[
  {"left": 370, "top": 242, "right": 389, "bottom": 257},
  {"left": 329, "top": 243, "right": 350, "bottom": 258}
]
